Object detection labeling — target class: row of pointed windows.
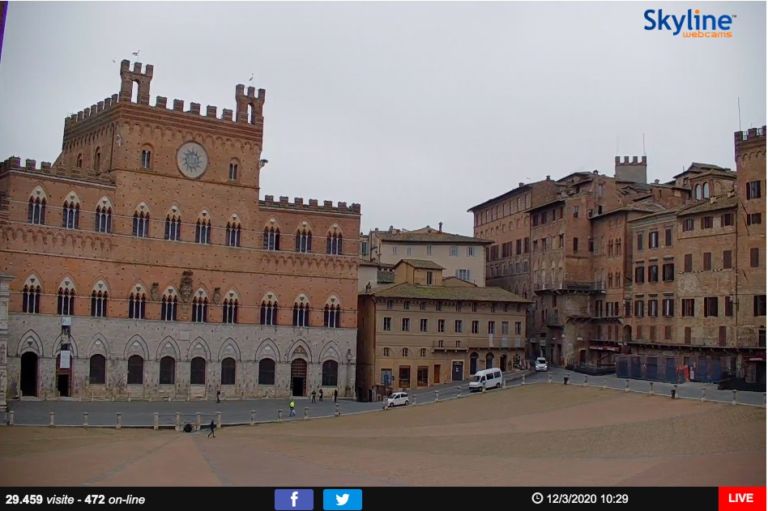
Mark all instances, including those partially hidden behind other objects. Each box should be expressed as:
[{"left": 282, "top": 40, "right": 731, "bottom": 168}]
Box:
[
  {"left": 21, "top": 280, "right": 343, "bottom": 327},
  {"left": 26, "top": 195, "right": 343, "bottom": 254}
]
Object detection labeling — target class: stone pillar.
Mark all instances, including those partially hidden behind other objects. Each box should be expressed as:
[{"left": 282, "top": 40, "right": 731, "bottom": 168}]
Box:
[{"left": 0, "top": 274, "right": 13, "bottom": 412}]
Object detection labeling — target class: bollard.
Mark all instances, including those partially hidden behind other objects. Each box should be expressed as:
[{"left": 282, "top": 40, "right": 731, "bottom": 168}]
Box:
[
  {"left": 732, "top": 390, "right": 737, "bottom": 406},
  {"left": 522, "top": 374, "right": 526, "bottom": 385},
  {"left": 457, "top": 387, "right": 462, "bottom": 398},
  {"left": 277, "top": 409, "right": 283, "bottom": 421},
  {"left": 482, "top": 384, "right": 486, "bottom": 393},
  {"left": 217, "top": 411, "right": 222, "bottom": 428},
  {"left": 8, "top": 410, "right": 14, "bottom": 426},
  {"left": 625, "top": 379, "right": 630, "bottom": 392},
  {"left": 49, "top": 411, "right": 55, "bottom": 427},
  {"left": 116, "top": 412, "right": 122, "bottom": 429},
  {"left": 153, "top": 412, "right": 159, "bottom": 430},
  {"left": 649, "top": 382, "right": 654, "bottom": 395},
  {"left": 83, "top": 412, "right": 89, "bottom": 427},
  {"left": 434, "top": 390, "right": 439, "bottom": 402},
  {"left": 195, "top": 412, "right": 201, "bottom": 431},
  {"left": 583, "top": 375, "right": 588, "bottom": 386},
  {"left": 167, "top": 394, "right": 171, "bottom": 402},
  {"left": 175, "top": 412, "right": 181, "bottom": 431},
  {"left": 700, "top": 388, "right": 706, "bottom": 402},
  {"left": 547, "top": 374, "right": 552, "bottom": 384},
  {"left": 250, "top": 410, "right": 256, "bottom": 425},
  {"left": 564, "top": 376, "right": 569, "bottom": 385},
  {"left": 671, "top": 384, "right": 677, "bottom": 400},
  {"left": 304, "top": 407, "right": 309, "bottom": 420},
  {"left": 335, "top": 404, "right": 341, "bottom": 417}
]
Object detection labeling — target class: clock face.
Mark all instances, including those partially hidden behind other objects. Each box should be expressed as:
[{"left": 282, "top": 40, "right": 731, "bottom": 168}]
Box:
[{"left": 176, "top": 142, "right": 208, "bottom": 179}]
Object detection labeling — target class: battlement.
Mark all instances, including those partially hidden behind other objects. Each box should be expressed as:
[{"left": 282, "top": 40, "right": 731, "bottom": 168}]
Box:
[
  {"left": 1, "top": 156, "right": 53, "bottom": 173},
  {"left": 63, "top": 60, "right": 266, "bottom": 131},
  {"left": 614, "top": 155, "right": 647, "bottom": 165},
  {"left": 261, "top": 194, "right": 361, "bottom": 215},
  {"left": 735, "top": 126, "right": 766, "bottom": 147},
  {"left": 64, "top": 94, "right": 120, "bottom": 128},
  {"left": 614, "top": 155, "right": 647, "bottom": 185},
  {"left": 0, "top": 156, "right": 114, "bottom": 185}
]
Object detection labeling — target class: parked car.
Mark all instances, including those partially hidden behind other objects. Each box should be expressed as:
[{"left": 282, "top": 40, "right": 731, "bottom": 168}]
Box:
[
  {"left": 535, "top": 357, "right": 549, "bottom": 371},
  {"left": 468, "top": 368, "right": 503, "bottom": 392},
  {"left": 386, "top": 391, "right": 409, "bottom": 408}
]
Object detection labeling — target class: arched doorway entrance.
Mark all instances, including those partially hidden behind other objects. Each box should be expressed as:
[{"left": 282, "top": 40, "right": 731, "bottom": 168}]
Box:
[
  {"left": 485, "top": 352, "right": 494, "bottom": 369},
  {"left": 469, "top": 352, "right": 479, "bottom": 375},
  {"left": 623, "top": 325, "right": 632, "bottom": 343},
  {"left": 500, "top": 354, "right": 508, "bottom": 372},
  {"left": 291, "top": 358, "right": 307, "bottom": 396},
  {"left": 56, "top": 352, "right": 72, "bottom": 397},
  {"left": 20, "top": 352, "right": 38, "bottom": 397}
]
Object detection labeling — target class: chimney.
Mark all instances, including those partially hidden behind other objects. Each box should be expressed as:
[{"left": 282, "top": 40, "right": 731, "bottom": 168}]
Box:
[{"left": 438, "top": 222, "right": 443, "bottom": 232}]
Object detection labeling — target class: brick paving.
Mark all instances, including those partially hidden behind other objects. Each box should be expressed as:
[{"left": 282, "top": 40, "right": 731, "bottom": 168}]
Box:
[{"left": 0, "top": 384, "right": 763, "bottom": 487}]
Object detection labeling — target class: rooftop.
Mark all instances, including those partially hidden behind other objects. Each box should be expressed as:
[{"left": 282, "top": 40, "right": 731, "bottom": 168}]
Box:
[
  {"left": 395, "top": 259, "right": 445, "bottom": 270},
  {"left": 371, "top": 283, "right": 530, "bottom": 303},
  {"left": 375, "top": 227, "right": 491, "bottom": 245},
  {"left": 677, "top": 195, "right": 738, "bottom": 216}
]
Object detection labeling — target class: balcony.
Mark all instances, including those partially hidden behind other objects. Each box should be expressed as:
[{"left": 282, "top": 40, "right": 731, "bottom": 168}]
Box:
[
  {"left": 467, "top": 335, "right": 524, "bottom": 349},
  {"left": 432, "top": 340, "right": 468, "bottom": 352},
  {"left": 546, "top": 312, "right": 563, "bottom": 327}
]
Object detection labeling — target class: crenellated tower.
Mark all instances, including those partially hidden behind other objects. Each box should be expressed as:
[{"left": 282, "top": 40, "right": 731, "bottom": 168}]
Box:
[{"left": 119, "top": 60, "right": 154, "bottom": 105}]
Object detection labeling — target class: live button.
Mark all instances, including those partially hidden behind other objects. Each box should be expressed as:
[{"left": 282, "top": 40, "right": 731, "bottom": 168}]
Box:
[{"left": 718, "top": 487, "right": 766, "bottom": 511}]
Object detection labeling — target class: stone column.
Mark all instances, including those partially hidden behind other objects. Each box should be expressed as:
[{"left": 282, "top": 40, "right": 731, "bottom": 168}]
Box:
[{"left": 0, "top": 274, "right": 13, "bottom": 412}]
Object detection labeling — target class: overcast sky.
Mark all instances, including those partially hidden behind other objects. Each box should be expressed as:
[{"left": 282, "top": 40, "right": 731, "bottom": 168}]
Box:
[{"left": 0, "top": 2, "right": 765, "bottom": 235}]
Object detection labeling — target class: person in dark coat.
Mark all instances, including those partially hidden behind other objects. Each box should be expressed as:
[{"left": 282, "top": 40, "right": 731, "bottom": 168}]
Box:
[
  {"left": 319, "top": 388, "right": 324, "bottom": 402},
  {"left": 333, "top": 389, "right": 338, "bottom": 403},
  {"left": 207, "top": 419, "right": 216, "bottom": 438}
]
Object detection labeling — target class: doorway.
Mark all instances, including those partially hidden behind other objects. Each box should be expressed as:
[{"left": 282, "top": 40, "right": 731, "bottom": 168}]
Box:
[
  {"left": 469, "top": 352, "right": 478, "bottom": 375},
  {"left": 485, "top": 352, "right": 494, "bottom": 369},
  {"left": 20, "top": 352, "right": 38, "bottom": 397},
  {"left": 451, "top": 361, "right": 463, "bottom": 381},
  {"left": 291, "top": 358, "right": 307, "bottom": 396},
  {"left": 500, "top": 355, "right": 508, "bottom": 372},
  {"left": 57, "top": 374, "right": 70, "bottom": 397},
  {"left": 56, "top": 353, "right": 72, "bottom": 397}
]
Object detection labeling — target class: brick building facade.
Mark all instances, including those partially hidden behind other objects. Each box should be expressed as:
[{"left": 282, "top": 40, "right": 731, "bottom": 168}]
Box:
[
  {"left": 470, "top": 129, "right": 765, "bottom": 385},
  {"left": 0, "top": 61, "right": 361, "bottom": 401}
]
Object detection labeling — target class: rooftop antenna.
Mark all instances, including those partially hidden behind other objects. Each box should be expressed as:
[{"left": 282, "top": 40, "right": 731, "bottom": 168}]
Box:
[
  {"left": 642, "top": 133, "right": 646, "bottom": 156},
  {"left": 737, "top": 97, "right": 742, "bottom": 131}
]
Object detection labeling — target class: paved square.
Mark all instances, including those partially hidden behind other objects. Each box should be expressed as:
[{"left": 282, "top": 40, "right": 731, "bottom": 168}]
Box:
[{"left": 0, "top": 385, "right": 764, "bottom": 486}]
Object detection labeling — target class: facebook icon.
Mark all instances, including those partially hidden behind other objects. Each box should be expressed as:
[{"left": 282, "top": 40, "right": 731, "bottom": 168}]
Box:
[{"left": 275, "top": 489, "right": 314, "bottom": 510}]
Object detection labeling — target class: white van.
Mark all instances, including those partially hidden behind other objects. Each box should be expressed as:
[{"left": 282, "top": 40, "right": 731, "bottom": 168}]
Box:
[{"left": 468, "top": 368, "right": 503, "bottom": 392}]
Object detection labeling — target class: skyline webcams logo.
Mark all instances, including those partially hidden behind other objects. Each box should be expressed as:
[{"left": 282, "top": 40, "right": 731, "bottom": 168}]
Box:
[{"left": 644, "top": 8, "right": 734, "bottom": 38}]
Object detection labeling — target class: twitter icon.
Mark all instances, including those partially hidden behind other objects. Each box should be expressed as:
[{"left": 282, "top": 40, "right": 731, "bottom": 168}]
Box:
[{"left": 322, "top": 489, "right": 362, "bottom": 510}]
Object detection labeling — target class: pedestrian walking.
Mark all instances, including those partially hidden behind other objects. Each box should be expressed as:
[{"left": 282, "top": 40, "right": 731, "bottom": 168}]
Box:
[
  {"left": 311, "top": 389, "right": 316, "bottom": 403},
  {"left": 319, "top": 389, "right": 324, "bottom": 402},
  {"left": 289, "top": 399, "right": 296, "bottom": 417},
  {"left": 333, "top": 389, "right": 338, "bottom": 403},
  {"left": 207, "top": 419, "right": 216, "bottom": 438},
  {"left": 216, "top": 390, "right": 221, "bottom": 404}
]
